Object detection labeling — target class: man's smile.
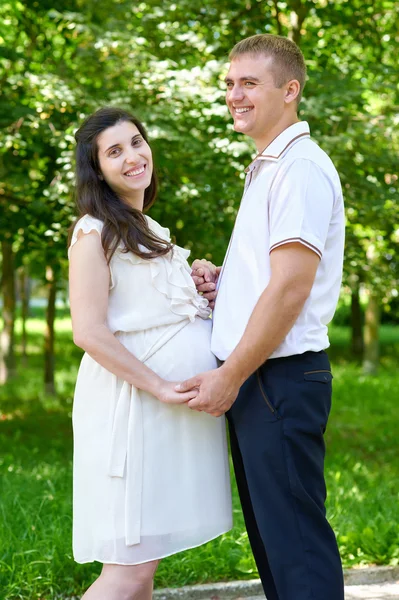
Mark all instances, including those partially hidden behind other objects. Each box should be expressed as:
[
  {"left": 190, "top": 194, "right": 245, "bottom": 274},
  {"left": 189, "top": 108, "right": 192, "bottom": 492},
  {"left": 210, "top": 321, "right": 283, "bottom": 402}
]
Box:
[{"left": 233, "top": 106, "right": 254, "bottom": 114}]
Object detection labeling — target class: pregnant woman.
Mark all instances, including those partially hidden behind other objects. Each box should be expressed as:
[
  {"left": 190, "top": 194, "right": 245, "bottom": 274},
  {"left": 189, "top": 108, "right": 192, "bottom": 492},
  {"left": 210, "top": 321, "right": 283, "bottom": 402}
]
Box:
[{"left": 68, "top": 107, "right": 232, "bottom": 600}]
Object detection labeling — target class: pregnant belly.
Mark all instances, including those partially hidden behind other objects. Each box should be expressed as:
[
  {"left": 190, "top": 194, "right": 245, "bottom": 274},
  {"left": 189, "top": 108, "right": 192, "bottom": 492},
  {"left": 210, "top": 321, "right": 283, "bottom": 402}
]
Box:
[{"left": 117, "top": 317, "right": 218, "bottom": 382}]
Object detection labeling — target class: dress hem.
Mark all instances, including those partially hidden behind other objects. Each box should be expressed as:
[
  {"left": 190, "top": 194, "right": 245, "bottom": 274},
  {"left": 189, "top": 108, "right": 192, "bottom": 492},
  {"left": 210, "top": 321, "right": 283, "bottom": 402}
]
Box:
[{"left": 73, "top": 524, "right": 233, "bottom": 566}]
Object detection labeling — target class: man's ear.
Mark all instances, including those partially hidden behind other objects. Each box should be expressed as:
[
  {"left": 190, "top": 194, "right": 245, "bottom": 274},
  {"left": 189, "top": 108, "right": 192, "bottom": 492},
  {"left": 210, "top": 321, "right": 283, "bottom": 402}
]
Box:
[{"left": 284, "top": 79, "right": 301, "bottom": 104}]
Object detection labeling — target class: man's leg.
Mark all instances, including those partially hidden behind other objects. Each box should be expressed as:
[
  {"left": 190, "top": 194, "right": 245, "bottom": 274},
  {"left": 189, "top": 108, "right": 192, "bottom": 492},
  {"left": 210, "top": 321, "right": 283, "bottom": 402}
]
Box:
[
  {"left": 227, "top": 351, "right": 344, "bottom": 600},
  {"left": 227, "top": 419, "right": 279, "bottom": 600}
]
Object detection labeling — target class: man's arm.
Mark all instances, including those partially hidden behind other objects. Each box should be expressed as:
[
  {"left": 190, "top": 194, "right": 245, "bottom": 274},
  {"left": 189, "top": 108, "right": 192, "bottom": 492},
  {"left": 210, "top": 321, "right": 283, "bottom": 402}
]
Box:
[
  {"left": 222, "top": 242, "right": 319, "bottom": 383},
  {"left": 177, "top": 242, "right": 320, "bottom": 416}
]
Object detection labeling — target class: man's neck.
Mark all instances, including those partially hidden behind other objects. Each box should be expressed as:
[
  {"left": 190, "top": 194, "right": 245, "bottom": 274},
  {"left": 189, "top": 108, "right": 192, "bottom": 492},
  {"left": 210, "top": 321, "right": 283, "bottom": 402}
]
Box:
[{"left": 254, "top": 116, "right": 300, "bottom": 154}]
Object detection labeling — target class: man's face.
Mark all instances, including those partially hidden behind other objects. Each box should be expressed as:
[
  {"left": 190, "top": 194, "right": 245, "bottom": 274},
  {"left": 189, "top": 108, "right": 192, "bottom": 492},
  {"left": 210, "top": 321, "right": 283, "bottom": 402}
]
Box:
[{"left": 225, "top": 54, "right": 287, "bottom": 150}]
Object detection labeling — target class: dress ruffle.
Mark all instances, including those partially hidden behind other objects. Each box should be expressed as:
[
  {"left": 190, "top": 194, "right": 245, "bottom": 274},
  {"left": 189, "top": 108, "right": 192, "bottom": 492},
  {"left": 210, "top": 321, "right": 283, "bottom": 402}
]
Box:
[
  {"left": 116, "top": 214, "right": 210, "bottom": 321},
  {"left": 117, "top": 245, "right": 210, "bottom": 322},
  {"left": 71, "top": 213, "right": 211, "bottom": 322}
]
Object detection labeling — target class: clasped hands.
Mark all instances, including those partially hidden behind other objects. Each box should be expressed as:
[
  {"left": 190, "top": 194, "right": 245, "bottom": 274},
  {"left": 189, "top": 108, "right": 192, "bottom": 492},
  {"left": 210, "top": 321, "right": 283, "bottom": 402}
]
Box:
[
  {"left": 173, "top": 364, "right": 238, "bottom": 416},
  {"left": 190, "top": 258, "right": 221, "bottom": 310}
]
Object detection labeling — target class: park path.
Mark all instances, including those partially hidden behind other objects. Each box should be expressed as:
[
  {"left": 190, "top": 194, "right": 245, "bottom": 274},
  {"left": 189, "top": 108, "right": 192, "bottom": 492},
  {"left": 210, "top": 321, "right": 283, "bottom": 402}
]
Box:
[
  {"left": 240, "top": 582, "right": 399, "bottom": 599},
  {"left": 344, "top": 582, "right": 399, "bottom": 599},
  {"left": 153, "top": 567, "right": 399, "bottom": 600}
]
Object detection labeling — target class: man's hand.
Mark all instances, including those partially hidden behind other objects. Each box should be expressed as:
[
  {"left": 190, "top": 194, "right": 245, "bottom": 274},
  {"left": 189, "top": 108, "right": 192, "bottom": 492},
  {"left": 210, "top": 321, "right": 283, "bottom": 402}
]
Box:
[
  {"left": 156, "top": 380, "right": 199, "bottom": 405},
  {"left": 191, "top": 259, "right": 221, "bottom": 309},
  {"left": 175, "top": 366, "right": 241, "bottom": 417}
]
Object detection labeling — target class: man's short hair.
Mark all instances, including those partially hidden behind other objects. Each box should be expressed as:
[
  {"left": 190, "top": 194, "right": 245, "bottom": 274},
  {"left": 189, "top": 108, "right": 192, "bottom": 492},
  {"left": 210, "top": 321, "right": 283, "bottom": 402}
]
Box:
[{"left": 229, "top": 34, "right": 307, "bottom": 103}]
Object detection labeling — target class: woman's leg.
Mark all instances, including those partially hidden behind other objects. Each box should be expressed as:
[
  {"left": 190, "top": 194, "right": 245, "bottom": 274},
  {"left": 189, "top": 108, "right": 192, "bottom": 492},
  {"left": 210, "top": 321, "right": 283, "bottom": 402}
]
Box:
[{"left": 81, "top": 560, "right": 159, "bottom": 600}]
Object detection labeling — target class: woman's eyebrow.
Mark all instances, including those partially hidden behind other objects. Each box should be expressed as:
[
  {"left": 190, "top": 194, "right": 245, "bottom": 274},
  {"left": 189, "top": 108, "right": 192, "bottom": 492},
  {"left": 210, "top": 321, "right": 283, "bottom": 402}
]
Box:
[
  {"left": 104, "top": 135, "right": 142, "bottom": 153},
  {"left": 104, "top": 143, "right": 120, "bottom": 153}
]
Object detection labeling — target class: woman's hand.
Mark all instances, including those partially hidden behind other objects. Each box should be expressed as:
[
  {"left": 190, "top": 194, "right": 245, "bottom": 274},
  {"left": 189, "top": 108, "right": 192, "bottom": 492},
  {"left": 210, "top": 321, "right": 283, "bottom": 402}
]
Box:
[
  {"left": 191, "top": 259, "right": 221, "bottom": 309},
  {"left": 156, "top": 380, "right": 199, "bottom": 405},
  {"left": 191, "top": 259, "right": 218, "bottom": 284}
]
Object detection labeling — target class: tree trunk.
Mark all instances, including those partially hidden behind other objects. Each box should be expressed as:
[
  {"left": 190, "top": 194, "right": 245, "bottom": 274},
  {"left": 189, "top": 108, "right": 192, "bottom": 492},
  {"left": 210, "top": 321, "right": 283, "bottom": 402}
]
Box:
[
  {"left": 0, "top": 240, "right": 16, "bottom": 383},
  {"left": 288, "top": 0, "right": 309, "bottom": 46},
  {"left": 19, "top": 266, "right": 30, "bottom": 366},
  {"left": 273, "top": 0, "right": 283, "bottom": 36},
  {"left": 44, "top": 265, "right": 57, "bottom": 395},
  {"left": 363, "top": 292, "right": 380, "bottom": 375},
  {"left": 351, "top": 285, "right": 364, "bottom": 360}
]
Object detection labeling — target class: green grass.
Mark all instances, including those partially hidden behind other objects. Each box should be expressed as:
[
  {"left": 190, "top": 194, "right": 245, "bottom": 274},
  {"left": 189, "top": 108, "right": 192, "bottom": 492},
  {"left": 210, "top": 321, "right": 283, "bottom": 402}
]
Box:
[{"left": 0, "top": 317, "right": 398, "bottom": 599}]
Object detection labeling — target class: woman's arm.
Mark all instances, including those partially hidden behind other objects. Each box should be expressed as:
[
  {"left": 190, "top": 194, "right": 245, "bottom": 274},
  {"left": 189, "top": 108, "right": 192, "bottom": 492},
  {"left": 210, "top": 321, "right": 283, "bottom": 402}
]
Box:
[{"left": 69, "top": 230, "right": 197, "bottom": 404}]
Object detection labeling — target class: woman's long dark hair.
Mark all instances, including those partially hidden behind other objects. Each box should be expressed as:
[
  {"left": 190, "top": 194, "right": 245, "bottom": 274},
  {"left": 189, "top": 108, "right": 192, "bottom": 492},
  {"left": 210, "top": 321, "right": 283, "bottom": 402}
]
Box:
[{"left": 70, "top": 107, "right": 173, "bottom": 262}]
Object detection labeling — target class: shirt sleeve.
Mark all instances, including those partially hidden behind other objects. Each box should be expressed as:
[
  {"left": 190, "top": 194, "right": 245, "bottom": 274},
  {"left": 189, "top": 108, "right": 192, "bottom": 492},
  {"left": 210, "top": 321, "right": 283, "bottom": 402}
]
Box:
[{"left": 268, "top": 159, "right": 335, "bottom": 259}]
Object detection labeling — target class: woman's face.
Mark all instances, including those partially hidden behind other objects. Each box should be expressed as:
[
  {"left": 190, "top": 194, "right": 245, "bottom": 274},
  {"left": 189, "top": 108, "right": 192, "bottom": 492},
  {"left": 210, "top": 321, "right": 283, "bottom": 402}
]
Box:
[{"left": 97, "top": 120, "right": 153, "bottom": 210}]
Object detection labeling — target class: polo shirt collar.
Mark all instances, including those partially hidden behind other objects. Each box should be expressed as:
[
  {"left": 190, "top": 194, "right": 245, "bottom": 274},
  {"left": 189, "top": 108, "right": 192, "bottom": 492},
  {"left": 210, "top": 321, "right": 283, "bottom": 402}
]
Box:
[{"left": 245, "top": 121, "right": 310, "bottom": 172}]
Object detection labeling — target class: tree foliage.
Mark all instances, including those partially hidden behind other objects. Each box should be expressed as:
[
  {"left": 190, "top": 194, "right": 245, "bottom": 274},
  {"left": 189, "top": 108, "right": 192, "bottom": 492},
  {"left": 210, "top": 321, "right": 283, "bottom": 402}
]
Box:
[{"left": 0, "top": 0, "right": 398, "bottom": 380}]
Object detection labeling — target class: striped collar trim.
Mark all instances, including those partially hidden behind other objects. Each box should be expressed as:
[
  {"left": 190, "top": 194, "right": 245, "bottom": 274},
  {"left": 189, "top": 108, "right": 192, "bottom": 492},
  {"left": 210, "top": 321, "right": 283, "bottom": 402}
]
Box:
[{"left": 245, "top": 122, "right": 310, "bottom": 173}]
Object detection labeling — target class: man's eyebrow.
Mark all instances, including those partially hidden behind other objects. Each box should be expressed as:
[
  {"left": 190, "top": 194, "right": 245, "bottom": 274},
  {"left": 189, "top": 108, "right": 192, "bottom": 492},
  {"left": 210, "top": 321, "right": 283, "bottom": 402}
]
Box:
[
  {"left": 104, "top": 134, "right": 142, "bottom": 153},
  {"left": 224, "top": 76, "right": 261, "bottom": 83}
]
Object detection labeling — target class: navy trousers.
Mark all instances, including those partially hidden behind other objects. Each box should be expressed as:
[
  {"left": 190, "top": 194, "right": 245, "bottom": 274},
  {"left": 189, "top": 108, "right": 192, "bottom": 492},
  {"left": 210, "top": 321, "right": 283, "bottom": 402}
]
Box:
[{"left": 227, "top": 351, "right": 344, "bottom": 600}]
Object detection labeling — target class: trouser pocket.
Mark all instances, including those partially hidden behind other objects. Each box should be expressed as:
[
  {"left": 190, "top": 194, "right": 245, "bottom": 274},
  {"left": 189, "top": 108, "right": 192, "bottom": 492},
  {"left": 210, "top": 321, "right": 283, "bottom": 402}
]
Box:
[
  {"left": 257, "top": 368, "right": 281, "bottom": 418},
  {"left": 304, "top": 370, "right": 333, "bottom": 383}
]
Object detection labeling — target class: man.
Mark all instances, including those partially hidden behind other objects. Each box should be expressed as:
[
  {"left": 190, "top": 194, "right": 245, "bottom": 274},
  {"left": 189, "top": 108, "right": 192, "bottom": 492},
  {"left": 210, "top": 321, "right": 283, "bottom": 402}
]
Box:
[{"left": 177, "top": 34, "right": 345, "bottom": 600}]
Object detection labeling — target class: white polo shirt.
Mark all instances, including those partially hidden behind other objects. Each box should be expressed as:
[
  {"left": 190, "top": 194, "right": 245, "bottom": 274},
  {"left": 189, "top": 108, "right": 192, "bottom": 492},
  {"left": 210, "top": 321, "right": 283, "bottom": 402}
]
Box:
[{"left": 211, "top": 121, "right": 345, "bottom": 361}]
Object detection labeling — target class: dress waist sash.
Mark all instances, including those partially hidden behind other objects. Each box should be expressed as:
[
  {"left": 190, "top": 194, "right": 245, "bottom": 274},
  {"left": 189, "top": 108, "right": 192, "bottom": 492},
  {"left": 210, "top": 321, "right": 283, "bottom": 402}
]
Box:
[{"left": 107, "top": 319, "right": 190, "bottom": 546}]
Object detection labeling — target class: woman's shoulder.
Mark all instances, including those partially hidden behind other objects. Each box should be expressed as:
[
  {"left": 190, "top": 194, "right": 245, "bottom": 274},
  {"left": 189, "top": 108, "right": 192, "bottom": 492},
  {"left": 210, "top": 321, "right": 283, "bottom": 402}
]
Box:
[
  {"left": 144, "top": 214, "right": 192, "bottom": 261},
  {"left": 74, "top": 214, "right": 104, "bottom": 233},
  {"left": 144, "top": 214, "right": 171, "bottom": 242},
  {"left": 69, "top": 214, "right": 104, "bottom": 256}
]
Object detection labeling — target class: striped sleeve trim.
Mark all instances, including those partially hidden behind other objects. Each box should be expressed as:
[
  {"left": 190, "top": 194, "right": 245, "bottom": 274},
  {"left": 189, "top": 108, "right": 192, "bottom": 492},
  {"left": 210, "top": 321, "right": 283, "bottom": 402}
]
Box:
[{"left": 269, "top": 237, "right": 322, "bottom": 259}]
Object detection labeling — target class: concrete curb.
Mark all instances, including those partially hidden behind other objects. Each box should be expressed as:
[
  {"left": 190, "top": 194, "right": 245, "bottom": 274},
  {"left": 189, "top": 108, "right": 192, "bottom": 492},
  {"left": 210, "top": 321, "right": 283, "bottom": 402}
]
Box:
[
  {"left": 344, "top": 566, "right": 399, "bottom": 585},
  {"left": 153, "top": 566, "right": 399, "bottom": 600}
]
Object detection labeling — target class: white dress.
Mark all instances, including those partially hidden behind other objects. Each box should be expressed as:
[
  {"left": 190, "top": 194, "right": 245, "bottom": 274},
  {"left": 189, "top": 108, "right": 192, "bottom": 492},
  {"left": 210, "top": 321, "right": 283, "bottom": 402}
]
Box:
[{"left": 69, "top": 214, "right": 232, "bottom": 565}]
